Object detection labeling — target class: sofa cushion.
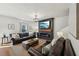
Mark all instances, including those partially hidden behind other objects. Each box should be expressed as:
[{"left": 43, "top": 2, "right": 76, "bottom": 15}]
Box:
[
  {"left": 18, "top": 33, "right": 29, "bottom": 38},
  {"left": 64, "top": 39, "right": 75, "bottom": 56},
  {"left": 48, "top": 37, "right": 65, "bottom": 56}
]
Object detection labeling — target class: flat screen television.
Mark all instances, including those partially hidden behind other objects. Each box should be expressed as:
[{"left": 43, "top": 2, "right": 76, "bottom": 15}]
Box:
[{"left": 39, "top": 20, "right": 50, "bottom": 29}]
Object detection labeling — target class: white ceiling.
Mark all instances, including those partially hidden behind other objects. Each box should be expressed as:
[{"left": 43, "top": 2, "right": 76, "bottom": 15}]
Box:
[{"left": 0, "top": 3, "right": 70, "bottom": 21}]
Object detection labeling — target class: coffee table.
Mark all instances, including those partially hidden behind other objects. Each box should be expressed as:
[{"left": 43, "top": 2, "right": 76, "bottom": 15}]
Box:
[
  {"left": 22, "top": 38, "right": 39, "bottom": 50},
  {"left": 33, "top": 38, "right": 47, "bottom": 49}
]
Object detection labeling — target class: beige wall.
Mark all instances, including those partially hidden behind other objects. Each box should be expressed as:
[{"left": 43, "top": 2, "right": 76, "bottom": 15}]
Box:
[
  {"left": 54, "top": 16, "right": 68, "bottom": 39},
  {"left": 68, "top": 3, "right": 79, "bottom": 56},
  {"left": 68, "top": 3, "right": 77, "bottom": 37}
]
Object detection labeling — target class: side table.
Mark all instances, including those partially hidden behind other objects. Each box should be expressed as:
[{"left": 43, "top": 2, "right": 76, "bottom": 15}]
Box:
[{"left": 1, "top": 37, "right": 9, "bottom": 45}]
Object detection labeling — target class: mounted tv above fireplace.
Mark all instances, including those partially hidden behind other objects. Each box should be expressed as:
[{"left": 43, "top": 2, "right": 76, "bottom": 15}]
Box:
[{"left": 38, "top": 18, "right": 54, "bottom": 40}]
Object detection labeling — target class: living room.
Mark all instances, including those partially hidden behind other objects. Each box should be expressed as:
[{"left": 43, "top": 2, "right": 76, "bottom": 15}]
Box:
[{"left": 0, "top": 3, "right": 78, "bottom": 56}]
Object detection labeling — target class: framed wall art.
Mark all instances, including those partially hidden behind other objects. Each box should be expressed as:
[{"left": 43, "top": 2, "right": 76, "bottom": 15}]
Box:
[{"left": 8, "top": 24, "right": 15, "bottom": 30}]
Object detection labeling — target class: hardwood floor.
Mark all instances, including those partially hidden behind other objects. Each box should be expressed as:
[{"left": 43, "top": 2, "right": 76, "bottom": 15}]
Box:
[
  {"left": 0, "top": 45, "right": 30, "bottom": 56},
  {"left": 0, "top": 39, "right": 46, "bottom": 56},
  {"left": 0, "top": 47, "right": 11, "bottom": 56}
]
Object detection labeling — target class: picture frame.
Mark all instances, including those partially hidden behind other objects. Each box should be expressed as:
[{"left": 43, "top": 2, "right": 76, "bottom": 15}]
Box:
[
  {"left": 8, "top": 24, "right": 15, "bottom": 30},
  {"left": 8, "top": 24, "right": 11, "bottom": 30}
]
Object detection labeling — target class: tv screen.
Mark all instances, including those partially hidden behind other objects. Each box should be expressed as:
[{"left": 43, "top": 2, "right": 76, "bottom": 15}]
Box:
[{"left": 39, "top": 21, "right": 50, "bottom": 29}]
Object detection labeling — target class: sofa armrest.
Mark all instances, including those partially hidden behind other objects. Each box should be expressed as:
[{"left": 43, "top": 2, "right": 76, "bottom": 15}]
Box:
[
  {"left": 11, "top": 38, "right": 15, "bottom": 41},
  {"left": 28, "top": 47, "right": 43, "bottom": 56}
]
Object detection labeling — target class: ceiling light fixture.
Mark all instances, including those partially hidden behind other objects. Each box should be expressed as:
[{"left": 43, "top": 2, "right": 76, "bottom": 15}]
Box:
[{"left": 33, "top": 12, "right": 39, "bottom": 22}]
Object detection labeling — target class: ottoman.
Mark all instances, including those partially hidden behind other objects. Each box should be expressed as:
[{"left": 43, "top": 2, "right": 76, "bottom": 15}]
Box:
[{"left": 22, "top": 39, "right": 39, "bottom": 50}]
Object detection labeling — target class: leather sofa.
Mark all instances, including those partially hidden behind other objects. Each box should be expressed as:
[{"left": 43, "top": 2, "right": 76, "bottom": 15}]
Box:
[
  {"left": 11, "top": 33, "right": 35, "bottom": 45},
  {"left": 28, "top": 38, "right": 76, "bottom": 56}
]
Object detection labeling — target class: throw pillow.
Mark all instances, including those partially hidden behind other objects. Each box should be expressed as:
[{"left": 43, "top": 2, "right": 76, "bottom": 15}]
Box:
[
  {"left": 12, "top": 33, "right": 20, "bottom": 38},
  {"left": 51, "top": 38, "right": 58, "bottom": 46},
  {"left": 12, "top": 33, "right": 16, "bottom": 38},
  {"left": 42, "top": 44, "right": 51, "bottom": 55}
]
